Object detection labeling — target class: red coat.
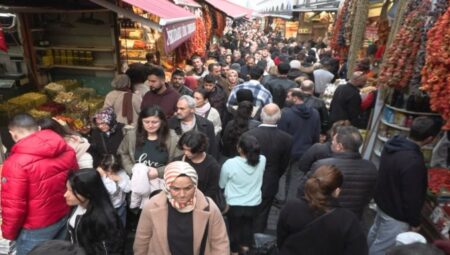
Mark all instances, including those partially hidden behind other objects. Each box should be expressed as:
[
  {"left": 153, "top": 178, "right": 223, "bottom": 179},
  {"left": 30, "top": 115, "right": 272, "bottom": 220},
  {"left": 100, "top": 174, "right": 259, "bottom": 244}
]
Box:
[{"left": 1, "top": 130, "right": 78, "bottom": 240}]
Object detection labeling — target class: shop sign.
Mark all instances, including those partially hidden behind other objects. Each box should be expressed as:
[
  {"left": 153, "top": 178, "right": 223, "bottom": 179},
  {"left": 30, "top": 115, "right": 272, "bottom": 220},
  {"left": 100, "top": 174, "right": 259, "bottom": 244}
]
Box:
[
  {"left": 298, "top": 27, "right": 312, "bottom": 34},
  {"left": 163, "top": 19, "right": 196, "bottom": 52},
  {"left": 285, "top": 21, "right": 299, "bottom": 38}
]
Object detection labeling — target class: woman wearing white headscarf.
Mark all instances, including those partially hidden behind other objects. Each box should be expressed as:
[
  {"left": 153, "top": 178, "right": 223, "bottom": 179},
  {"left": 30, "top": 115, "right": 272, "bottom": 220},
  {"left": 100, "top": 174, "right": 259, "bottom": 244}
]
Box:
[{"left": 133, "top": 161, "right": 229, "bottom": 255}]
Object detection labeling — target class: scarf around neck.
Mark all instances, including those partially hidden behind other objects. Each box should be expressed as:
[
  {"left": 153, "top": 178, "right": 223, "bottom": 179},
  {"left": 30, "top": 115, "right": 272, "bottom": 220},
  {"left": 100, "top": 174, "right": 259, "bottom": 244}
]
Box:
[{"left": 195, "top": 102, "right": 211, "bottom": 118}]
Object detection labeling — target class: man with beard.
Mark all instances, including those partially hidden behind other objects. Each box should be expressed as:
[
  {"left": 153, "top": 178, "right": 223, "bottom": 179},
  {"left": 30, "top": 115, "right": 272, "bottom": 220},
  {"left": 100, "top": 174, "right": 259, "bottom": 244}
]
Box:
[
  {"left": 170, "top": 69, "right": 193, "bottom": 96},
  {"left": 141, "top": 67, "right": 180, "bottom": 118},
  {"left": 329, "top": 71, "right": 366, "bottom": 128},
  {"left": 279, "top": 88, "right": 320, "bottom": 200},
  {"left": 168, "top": 96, "right": 218, "bottom": 158},
  {"left": 202, "top": 74, "right": 227, "bottom": 121}
]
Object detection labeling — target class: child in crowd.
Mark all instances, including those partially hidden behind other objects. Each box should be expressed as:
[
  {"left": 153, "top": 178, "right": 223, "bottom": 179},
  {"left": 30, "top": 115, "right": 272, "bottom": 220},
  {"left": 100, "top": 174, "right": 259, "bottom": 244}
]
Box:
[{"left": 97, "top": 154, "right": 131, "bottom": 227}]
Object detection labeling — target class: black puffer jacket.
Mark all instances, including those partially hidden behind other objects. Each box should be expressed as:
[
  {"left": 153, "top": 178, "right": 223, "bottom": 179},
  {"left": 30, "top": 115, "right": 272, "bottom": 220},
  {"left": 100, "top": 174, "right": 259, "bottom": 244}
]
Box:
[
  {"left": 297, "top": 152, "right": 378, "bottom": 219},
  {"left": 297, "top": 142, "right": 332, "bottom": 173}
]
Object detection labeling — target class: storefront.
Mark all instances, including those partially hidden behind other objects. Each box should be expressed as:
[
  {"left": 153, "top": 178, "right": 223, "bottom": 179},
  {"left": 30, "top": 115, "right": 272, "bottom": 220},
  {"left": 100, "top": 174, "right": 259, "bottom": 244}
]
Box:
[
  {"left": 360, "top": 0, "right": 450, "bottom": 241},
  {"left": 0, "top": 0, "right": 197, "bottom": 136}
]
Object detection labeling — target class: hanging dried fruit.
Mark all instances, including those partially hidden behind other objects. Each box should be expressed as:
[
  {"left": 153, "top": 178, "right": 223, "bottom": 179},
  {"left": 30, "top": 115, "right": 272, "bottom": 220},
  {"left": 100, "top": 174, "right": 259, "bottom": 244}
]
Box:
[
  {"left": 378, "top": 0, "right": 431, "bottom": 90},
  {"left": 420, "top": 4, "right": 450, "bottom": 130}
]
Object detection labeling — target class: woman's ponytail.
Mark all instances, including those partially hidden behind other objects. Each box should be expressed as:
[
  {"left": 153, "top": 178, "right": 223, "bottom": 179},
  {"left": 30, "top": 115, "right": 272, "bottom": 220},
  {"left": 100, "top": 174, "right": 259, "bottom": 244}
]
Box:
[
  {"left": 304, "top": 165, "right": 343, "bottom": 210},
  {"left": 237, "top": 134, "right": 260, "bottom": 166}
]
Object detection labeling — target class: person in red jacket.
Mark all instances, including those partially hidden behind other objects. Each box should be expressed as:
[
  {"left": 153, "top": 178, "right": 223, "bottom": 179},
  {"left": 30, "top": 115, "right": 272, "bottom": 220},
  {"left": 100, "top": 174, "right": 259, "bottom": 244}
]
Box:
[{"left": 1, "top": 113, "right": 78, "bottom": 255}]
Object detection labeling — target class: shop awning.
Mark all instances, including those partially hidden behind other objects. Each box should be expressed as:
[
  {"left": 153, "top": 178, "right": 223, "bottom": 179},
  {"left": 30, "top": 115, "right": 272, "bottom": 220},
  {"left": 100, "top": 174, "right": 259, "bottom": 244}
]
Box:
[
  {"left": 173, "top": 0, "right": 201, "bottom": 8},
  {"left": 90, "top": 0, "right": 196, "bottom": 52},
  {"left": 204, "top": 0, "right": 248, "bottom": 19}
]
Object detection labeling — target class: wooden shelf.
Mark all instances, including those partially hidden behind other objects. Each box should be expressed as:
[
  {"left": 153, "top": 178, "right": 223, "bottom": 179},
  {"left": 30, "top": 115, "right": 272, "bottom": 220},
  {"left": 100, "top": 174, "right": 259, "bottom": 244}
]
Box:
[
  {"left": 34, "top": 45, "right": 114, "bottom": 52},
  {"left": 386, "top": 104, "right": 440, "bottom": 117},
  {"left": 121, "top": 57, "right": 146, "bottom": 61},
  {"left": 37, "top": 64, "right": 116, "bottom": 71},
  {"left": 381, "top": 119, "right": 411, "bottom": 131}
]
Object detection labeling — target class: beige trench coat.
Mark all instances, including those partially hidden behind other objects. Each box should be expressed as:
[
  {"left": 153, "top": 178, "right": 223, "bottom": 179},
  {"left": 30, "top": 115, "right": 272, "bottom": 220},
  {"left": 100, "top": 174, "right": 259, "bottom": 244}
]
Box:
[{"left": 133, "top": 190, "right": 230, "bottom": 255}]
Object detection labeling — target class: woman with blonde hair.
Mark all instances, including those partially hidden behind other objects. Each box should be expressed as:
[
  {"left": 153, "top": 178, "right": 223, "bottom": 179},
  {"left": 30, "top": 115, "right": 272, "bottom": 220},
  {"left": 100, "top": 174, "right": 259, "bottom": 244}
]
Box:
[
  {"left": 134, "top": 161, "right": 229, "bottom": 255},
  {"left": 277, "top": 165, "right": 368, "bottom": 255}
]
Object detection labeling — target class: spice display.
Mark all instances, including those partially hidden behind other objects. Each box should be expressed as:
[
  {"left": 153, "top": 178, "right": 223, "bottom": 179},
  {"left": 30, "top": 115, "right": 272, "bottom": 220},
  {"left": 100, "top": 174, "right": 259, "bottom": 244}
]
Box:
[
  {"left": 429, "top": 168, "right": 450, "bottom": 194},
  {"left": 377, "top": 0, "right": 431, "bottom": 90},
  {"left": 420, "top": 4, "right": 450, "bottom": 130}
]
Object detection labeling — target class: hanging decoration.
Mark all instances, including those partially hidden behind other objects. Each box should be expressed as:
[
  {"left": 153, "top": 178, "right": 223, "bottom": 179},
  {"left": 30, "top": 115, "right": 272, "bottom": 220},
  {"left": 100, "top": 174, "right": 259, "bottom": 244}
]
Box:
[
  {"left": 377, "top": 0, "right": 431, "bottom": 90},
  {"left": 420, "top": 4, "right": 450, "bottom": 130},
  {"left": 408, "top": 0, "right": 449, "bottom": 94}
]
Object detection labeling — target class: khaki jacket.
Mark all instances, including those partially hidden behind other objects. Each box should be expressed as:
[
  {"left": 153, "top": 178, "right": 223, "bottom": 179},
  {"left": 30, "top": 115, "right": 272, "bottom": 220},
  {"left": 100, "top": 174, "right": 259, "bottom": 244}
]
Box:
[
  {"left": 117, "top": 128, "right": 182, "bottom": 176},
  {"left": 133, "top": 190, "right": 230, "bottom": 255}
]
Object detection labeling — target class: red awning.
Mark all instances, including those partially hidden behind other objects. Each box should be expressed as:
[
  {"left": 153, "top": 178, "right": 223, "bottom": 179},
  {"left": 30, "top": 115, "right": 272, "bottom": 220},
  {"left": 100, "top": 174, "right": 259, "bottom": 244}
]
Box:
[
  {"left": 90, "top": 0, "right": 196, "bottom": 52},
  {"left": 204, "top": 0, "right": 248, "bottom": 19},
  {"left": 122, "top": 0, "right": 195, "bottom": 25},
  {"left": 121, "top": 0, "right": 196, "bottom": 52},
  {"left": 173, "top": 0, "right": 201, "bottom": 8}
]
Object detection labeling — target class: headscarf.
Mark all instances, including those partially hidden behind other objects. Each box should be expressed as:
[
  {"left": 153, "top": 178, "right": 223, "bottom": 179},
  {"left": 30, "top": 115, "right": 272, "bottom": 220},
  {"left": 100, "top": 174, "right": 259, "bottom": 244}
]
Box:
[
  {"left": 111, "top": 74, "right": 134, "bottom": 125},
  {"left": 163, "top": 161, "right": 198, "bottom": 213},
  {"left": 94, "top": 107, "right": 118, "bottom": 132}
]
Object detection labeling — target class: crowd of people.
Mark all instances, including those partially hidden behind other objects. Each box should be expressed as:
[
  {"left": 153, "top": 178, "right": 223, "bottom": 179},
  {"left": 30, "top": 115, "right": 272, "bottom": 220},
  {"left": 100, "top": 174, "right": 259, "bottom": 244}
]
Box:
[{"left": 0, "top": 22, "right": 446, "bottom": 255}]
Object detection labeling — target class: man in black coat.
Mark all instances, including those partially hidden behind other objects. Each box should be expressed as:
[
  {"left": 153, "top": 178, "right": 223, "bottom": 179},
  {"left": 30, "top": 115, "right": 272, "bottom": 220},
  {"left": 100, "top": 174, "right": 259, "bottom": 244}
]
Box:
[
  {"left": 265, "top": 63, "right": 297, "bottom": 108},
  {"left": 329, "top": 71, "right": 366, "bottom": 128},
  {"left": 300, "top": 79, "right": 330, "bottom": 134},
  {"left": 244, "top": 103, "right": 292, "bottom": 233},
  {"left": 168, "top": 95, "right": 218, "bottom": 159},
  {"left": 297, "top": 126, "right": 377, "bottom": 219},
  {"left": 368, "top": 117, "right": 441, "bottom": 255}
]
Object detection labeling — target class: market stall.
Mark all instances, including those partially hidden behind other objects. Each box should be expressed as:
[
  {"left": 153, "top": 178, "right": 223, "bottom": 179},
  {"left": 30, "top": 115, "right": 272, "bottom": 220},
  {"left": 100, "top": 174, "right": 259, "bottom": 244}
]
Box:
[
  {"left": 360, "top": 0, "right": 450, "bottom": 241},
  {"left": 91, "top": 0, "right": 197, "bottom": 73}
]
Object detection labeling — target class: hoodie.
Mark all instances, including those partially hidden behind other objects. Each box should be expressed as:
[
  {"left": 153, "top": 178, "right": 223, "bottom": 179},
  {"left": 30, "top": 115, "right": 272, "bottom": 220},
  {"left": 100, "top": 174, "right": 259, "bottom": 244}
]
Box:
[
  {"left": 279, "top": 104, "right": 320, "bottom": 159},
  {"left": 219, "top": 155, "right": 266, "bottom": 206},
  {"left": 374, "top": 135, "right": 426, "bottom": 227}
]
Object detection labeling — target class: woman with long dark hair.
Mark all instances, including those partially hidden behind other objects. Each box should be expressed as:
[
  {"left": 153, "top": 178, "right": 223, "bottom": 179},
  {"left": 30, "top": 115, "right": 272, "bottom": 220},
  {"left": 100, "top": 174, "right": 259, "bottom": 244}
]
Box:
[
  {"left": 220, "top": 134, "right": 266, "bottom": 255},
  {"left": 118, "top": 105, "right": 181, "bottom": 176},
  {"left": 277, "top": 165, "right": 368, "bottom": 255},
  {"left": 118, "top": 105, "right": 181, "bottom": 209},
  {"left": 221, "top": 100, "right": 260, "bottom": 157},
  {"left": 64, "top": 169, "right": 124, "bottom": 254}
]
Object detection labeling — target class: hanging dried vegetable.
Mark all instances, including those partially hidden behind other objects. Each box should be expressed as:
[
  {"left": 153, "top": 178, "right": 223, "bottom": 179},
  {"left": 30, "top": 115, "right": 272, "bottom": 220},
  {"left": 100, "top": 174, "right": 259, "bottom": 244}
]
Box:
[
  {"left": 408, "top": 0, "right": 449, "bottom": 94},
  {"left": 330, "top": 0, "right": 352, "bottom": 60},
  {"left": 377, "top": 0, "right": 431, "bottom": 90},
  {"left": 420, "top": 5, "right": 450, "bottom": 130},
  {"left": 202, "top": 6, "right": 212, "bottom": 42},
  {"left": 344, "top": 0, "right": 357, "bottom": 46},
  {"left": 215, "top": 10, "right": 225, "bottom": 37}
]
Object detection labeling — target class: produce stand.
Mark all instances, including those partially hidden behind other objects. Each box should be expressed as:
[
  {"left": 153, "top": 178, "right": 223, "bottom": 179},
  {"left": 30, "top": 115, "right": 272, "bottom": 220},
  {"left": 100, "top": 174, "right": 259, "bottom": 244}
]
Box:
[{"left": 358, "top": 0, "right": 450, "bottom": 242}]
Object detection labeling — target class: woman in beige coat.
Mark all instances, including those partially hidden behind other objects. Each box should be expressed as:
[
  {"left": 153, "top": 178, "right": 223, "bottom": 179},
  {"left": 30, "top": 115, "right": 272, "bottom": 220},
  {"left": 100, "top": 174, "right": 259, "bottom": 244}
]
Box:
[
  {"left": 133, "top": 161, "right": 230, "bottom": 255},
  {"left": 104, "top": 74, "right": 142, "bottom": 127}
]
